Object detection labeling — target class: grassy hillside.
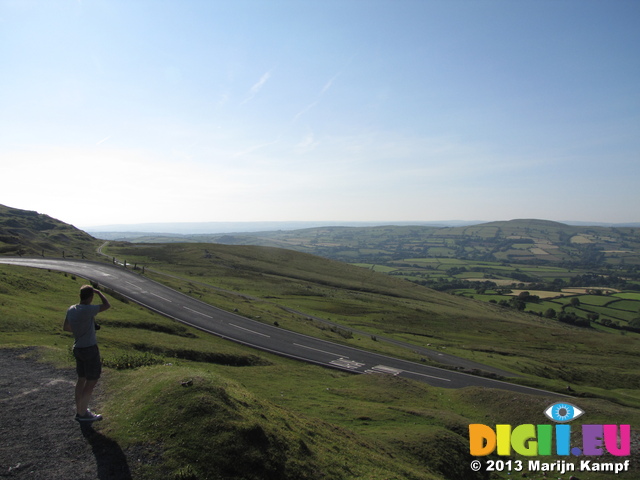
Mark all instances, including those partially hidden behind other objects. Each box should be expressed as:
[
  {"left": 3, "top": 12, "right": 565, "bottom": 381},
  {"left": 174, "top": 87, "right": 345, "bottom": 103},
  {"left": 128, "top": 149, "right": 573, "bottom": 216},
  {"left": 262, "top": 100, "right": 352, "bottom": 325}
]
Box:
[
  {"left": 0, "top": 203, "right": 100, "bottom": 258},
  {"left": 97, "top": 220, "right": 640, "bottom": 328},
  {"left": 102, "top": 242, "right": 640, "bottom": 406},
  {"left": 2, "top": 204, "right": 638, "bottom": 400},
  {"left": 147, "top": 219, "right": 639, "bottom": 332},
  {"left": 1, "top": 206, "right": 638, "bottom": 478},
  {"left": 1, "top": 263, "right": 638, "bottom": 480}
]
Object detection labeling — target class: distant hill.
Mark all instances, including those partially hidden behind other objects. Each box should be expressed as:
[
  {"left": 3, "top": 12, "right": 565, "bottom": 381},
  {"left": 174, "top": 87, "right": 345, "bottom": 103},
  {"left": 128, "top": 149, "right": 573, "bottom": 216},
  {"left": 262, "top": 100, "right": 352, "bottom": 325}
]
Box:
[
  {"left": 0, "top": 204, "right": 99, "bottom": 258},
  {"left": 479, "top": 218, "right": 569, "bottom": 228},
  {"left": 96, "top": 218, "right": 640, "bottom": 267},
  {"left": 4, "top": 201, "right": 640, "bottom": 270},
  {"left": 83, "top": 220, "right": 483, "bottom": 236},
  {"left": 85, "top": 218, "right": 640, "bottom": 239}
]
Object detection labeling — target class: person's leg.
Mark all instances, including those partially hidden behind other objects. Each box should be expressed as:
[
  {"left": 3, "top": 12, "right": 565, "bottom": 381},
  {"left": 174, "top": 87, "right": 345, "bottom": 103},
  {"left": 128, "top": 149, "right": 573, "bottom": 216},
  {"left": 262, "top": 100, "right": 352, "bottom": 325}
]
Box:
[
  {"left": 75, "top": 377, "right": 87, "bottom": 415},
  {"left": 76, "top": 378, "right": 99, "bottom": 416},
  {"left": 73, "top": 346, "right": 102, "bottom": 419}
]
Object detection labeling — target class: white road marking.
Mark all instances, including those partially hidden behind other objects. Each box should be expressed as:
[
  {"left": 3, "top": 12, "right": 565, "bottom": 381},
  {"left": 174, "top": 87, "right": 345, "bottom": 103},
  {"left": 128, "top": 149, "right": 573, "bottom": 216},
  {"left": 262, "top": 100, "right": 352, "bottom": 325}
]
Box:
[
  {"left": 125, "top": 281, "right": 143, "bottom": 290},
  {"left": 229, "top": 323, "right": 271, "bottom": 337},
  {"left": 150, "top": 292, "right": 172, "bottom": 302},
  {"left": 402, "top": 369, "right": 451, "bottom": 382},
  {"left": 293, "top": 343, "right": 348, "bottom": 358},
  {"left": 89, "top": 267, "right": 112, "bottom": 277},
  {"left": 369, "top": 365, "right": 403, "bottom": 376},
  {"left": 330, "top": 358, "right": 365, "bottom": 370},
  {"left": 183, "top": 306, "right": 213, "bottom": 318}
]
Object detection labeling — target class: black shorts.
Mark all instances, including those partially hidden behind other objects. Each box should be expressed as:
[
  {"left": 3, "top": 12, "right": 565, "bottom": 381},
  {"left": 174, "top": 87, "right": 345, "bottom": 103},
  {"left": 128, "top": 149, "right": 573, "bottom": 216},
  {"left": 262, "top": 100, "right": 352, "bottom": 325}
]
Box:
[{"left": 73, "top": 345, "right": 102, "bottom": 380}]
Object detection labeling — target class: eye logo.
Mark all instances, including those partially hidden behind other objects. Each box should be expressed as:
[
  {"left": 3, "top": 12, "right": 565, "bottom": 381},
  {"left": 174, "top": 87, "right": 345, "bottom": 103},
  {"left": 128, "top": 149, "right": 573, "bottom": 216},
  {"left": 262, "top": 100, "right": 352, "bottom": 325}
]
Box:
[{"left": 544, "top": 403, "right": 584, "bottom": 423}]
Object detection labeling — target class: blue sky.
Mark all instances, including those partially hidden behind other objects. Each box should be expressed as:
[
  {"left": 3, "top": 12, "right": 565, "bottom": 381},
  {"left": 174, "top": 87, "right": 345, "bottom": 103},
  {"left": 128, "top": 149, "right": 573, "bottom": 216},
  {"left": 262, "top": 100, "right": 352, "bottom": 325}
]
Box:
[{"left": 2, "top": 0, "right": 639, "bottom": 228}]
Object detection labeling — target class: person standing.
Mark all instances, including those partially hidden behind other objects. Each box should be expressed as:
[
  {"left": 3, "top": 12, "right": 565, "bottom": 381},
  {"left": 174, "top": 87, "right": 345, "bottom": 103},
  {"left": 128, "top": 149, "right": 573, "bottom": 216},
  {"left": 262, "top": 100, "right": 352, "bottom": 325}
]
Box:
[{"left": 63, "top": 285, "right": 111, "bottom": 422}]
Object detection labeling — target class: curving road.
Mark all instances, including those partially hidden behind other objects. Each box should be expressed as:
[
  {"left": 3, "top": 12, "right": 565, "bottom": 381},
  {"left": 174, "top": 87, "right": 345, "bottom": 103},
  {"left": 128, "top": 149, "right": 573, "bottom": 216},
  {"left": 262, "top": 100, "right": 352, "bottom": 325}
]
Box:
[{"left": 0, "top": 257, "right": 563, "bottom": 397}]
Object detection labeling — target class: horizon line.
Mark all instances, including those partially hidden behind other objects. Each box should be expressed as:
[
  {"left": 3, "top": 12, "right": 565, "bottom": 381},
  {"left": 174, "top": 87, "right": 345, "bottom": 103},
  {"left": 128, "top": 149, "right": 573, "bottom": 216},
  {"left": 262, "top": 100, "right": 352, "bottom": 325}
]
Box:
[{"left": 81, "top": 218, "right": 640, "bottom": 232}]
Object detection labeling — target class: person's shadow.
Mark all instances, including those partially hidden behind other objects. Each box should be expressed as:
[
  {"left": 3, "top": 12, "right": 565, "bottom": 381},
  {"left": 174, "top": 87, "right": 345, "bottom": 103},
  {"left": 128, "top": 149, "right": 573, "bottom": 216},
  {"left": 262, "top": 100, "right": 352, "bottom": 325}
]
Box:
[{"left": 79, "top": 423, "right": 132, "bottom": 480}]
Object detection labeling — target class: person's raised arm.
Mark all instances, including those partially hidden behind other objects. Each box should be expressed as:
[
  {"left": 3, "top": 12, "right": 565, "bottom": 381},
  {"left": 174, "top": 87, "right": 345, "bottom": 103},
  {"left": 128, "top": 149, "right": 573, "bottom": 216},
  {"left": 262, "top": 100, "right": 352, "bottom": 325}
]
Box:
[{"left": 94, "top": 289, "right": 111, "bottom": 312}]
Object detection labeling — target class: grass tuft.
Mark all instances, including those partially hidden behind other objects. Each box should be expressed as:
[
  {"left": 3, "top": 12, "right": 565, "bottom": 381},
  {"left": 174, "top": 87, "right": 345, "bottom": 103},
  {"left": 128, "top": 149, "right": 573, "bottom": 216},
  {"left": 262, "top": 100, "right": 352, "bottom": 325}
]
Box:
[{"left": 102, "top": 351, "right": 166, "bottom": 370}]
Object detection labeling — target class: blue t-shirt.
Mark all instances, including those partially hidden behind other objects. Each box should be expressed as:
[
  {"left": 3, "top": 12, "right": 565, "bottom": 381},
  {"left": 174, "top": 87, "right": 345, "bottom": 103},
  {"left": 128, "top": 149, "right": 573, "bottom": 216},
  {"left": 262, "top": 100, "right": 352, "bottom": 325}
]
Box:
[{"left": 65, "top": 304, "right": 101, "bottom": 348}]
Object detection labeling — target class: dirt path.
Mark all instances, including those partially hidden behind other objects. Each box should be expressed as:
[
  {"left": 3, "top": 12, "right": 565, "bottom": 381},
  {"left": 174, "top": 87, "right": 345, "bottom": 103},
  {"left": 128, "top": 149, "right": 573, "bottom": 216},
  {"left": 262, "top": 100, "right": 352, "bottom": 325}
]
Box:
[{"left": 0, "top": 348, "right": 133, "bottom": 480}]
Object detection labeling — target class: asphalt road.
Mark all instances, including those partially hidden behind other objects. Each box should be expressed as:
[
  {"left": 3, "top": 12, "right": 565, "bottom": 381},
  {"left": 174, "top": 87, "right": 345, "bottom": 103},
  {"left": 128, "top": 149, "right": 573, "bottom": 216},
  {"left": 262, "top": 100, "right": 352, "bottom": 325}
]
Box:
[{"left": 0, "top": 257, "right": 563, "bottom": 397}]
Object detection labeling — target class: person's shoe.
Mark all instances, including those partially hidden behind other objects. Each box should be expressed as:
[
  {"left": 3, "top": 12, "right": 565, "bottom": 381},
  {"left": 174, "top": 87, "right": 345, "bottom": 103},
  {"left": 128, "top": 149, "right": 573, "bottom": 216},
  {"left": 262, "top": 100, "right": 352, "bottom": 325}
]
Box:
[{"left": 75, "top": 410, "right": 103, "bottom": 422}]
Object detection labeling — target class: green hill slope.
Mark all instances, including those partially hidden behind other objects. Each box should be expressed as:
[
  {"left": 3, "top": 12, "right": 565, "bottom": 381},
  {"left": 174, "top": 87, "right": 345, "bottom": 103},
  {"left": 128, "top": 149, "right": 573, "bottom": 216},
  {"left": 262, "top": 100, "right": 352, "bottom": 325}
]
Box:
[
  {"left": 1, "top": 205, "right": 639, "bottom": 479},
  {"left": 2, "top": 264, "right": 638, "bottom": 480},
  {"left": 0, "top": 204, "right": 99, "bottom": 257},
  {"left": 103, "top": 242, "right": 640, "bottom": 401}
]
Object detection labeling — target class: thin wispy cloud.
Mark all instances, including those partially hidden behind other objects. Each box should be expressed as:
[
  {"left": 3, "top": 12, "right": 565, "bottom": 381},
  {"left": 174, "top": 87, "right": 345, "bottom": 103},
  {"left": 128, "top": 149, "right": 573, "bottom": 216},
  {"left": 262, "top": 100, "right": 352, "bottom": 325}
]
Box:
[
  {"left": 241, "top": 71, "right": 272, "bottom": 105},
  {"left": 293, "top": 101, "right": 319, "bottom": 123},
  {"left": 231, "top": 138, "right": 280, "bottom": 158},
  {"left": 250, "top": 71, "right": 271, "bottom": 94},
  {"left": 320, "top": 72, "right": 340, "bottom": 95},
  {"left": 295, "top": 132, "right": 319, "bottom": 153},
  {"left": 218, "top": 92, "right": 230, "bottom": 106},
  {"left": 96, "top": 135, "right": 111, "bottom": 146},
  {"left": 292, "top": 72, "right": 340, "bottom": 123}
]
